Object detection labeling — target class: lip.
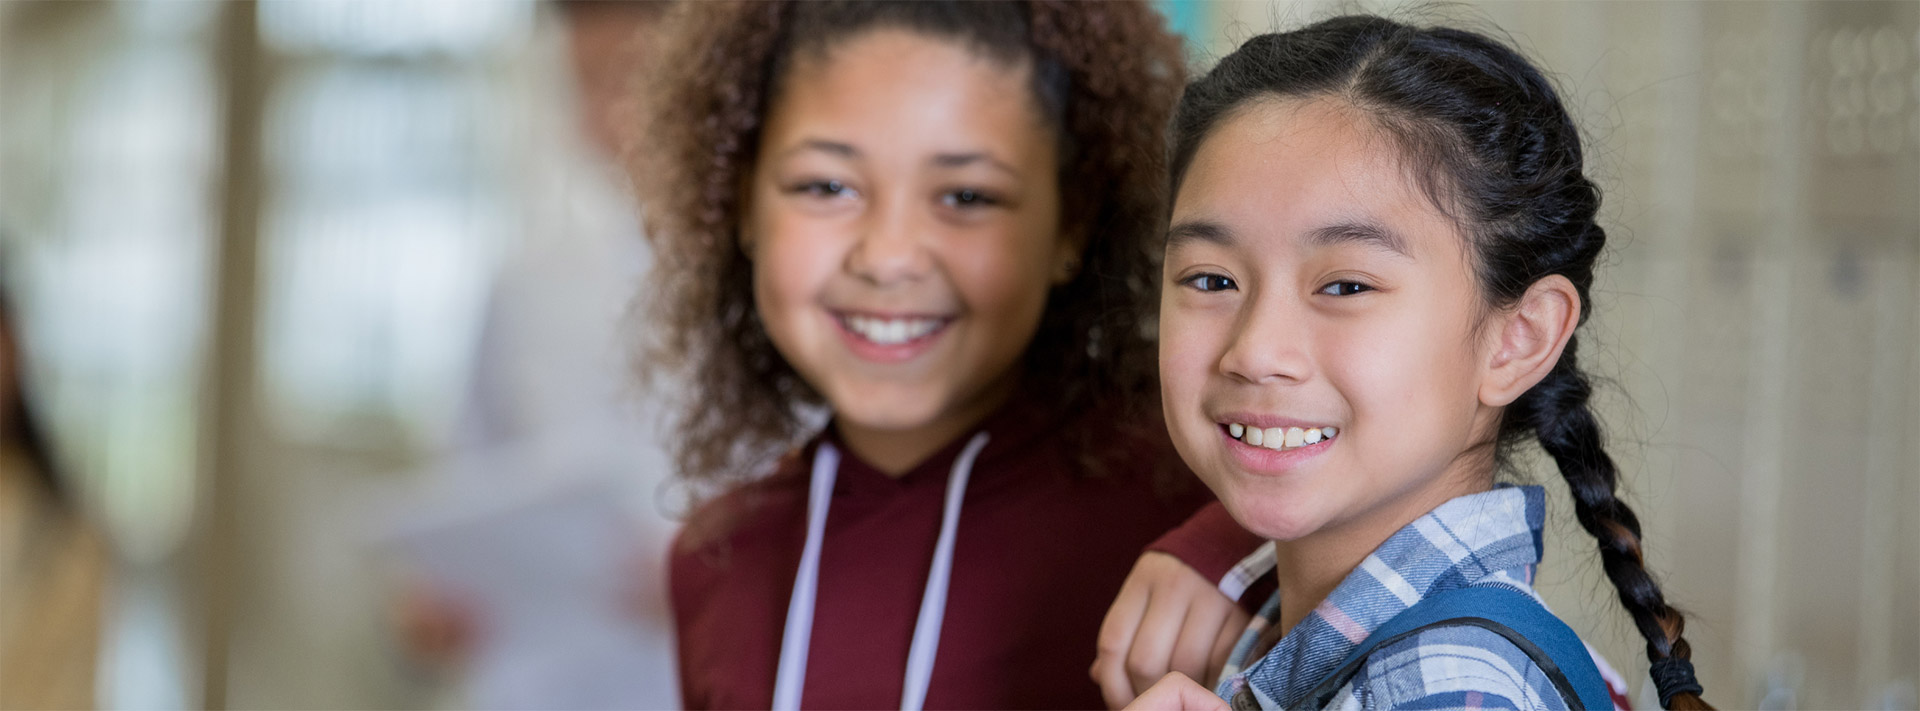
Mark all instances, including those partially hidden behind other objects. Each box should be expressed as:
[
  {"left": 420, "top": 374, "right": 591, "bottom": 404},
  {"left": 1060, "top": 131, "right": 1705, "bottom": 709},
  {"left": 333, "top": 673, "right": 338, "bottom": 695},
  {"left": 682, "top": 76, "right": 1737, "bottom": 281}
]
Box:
[
  {"left": 1214, "top": 417, "right": 1337, "bottom": 476},
  {"left": 1214, "top": 412, "right": 1330, "bottom": 430},
  {"left": 829, "top": 309, "right": 954, "bottom": 364}
]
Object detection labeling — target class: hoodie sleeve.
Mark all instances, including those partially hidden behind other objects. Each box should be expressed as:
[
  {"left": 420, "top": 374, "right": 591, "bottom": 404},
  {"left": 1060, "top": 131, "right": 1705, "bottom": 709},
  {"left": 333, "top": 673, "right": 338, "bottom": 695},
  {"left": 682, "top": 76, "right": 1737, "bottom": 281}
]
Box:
[{"left": 1143, "top": 501, "right": 1272, "bottom": 610}]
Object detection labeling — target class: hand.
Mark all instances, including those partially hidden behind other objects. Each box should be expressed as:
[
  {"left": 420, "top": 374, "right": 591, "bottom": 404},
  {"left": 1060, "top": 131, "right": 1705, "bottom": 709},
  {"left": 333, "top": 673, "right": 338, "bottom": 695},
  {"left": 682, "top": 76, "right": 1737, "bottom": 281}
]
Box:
[
  {"left": 1092, "top": 552, "right": 1251, "bottom": 708},
  {"left": 1122, "top": 672, "right": 1230, "bottom": 711},
  {"left": 617, "top": 545, "right": 671, "bottom": 625},
  {"left": 392, "top": 580, "right": 480, "bottom": 671}
]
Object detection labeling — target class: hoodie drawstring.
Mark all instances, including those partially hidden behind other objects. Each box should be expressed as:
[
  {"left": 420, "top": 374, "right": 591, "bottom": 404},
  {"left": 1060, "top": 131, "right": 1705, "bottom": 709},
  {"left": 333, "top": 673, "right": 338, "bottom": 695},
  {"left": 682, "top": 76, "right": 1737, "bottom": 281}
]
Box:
[{"left": 771, "top": 432, "right": 992, "bottom": 711}]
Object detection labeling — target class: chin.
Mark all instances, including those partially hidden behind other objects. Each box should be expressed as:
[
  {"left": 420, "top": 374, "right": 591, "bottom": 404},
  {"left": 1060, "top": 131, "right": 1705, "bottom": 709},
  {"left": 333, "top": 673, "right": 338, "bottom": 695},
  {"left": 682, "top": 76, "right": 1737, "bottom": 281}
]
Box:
[
  {"left": 1241, "top": 513, "right": 1323, "bottom": 543},
  {"left": 831, "top": 386, "right": 945, "bottom": 431},
  {"left": 1217, "top": 483, "right": 1330, "bottom": 542}
]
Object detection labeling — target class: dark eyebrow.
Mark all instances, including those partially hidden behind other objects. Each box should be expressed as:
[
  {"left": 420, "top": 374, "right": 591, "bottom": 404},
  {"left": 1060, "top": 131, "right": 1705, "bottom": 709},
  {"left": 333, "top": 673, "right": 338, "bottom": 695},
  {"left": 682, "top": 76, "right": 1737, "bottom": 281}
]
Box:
[
  {"left": 781, "top": 138, "right": 859, "bottom": 160},
  {"left": 1308, "top": 221, "right": 1411, "bottom": 258},
  {"left": 1165, "top": 219, "right": 1234, "bottom": 250},
  {"left": 931, "top": 151, "right": 1019, "bottom": 178}
]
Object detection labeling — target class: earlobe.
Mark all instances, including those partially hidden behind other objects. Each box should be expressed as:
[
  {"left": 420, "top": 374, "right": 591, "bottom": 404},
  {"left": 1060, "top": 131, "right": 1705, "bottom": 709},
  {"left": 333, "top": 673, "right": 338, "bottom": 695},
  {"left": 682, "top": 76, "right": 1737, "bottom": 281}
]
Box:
[
  {"left": 1053, "top": 255, "right": 1080, "bottom": 284},
  {"left": 736, "top": 173, "right": 759, "bottom": 260},
  {"left": 1480, "top": 275, "right": 1581, "bottom": 407},
  {"left": 1052, "top": 226, "right": 1089, "bottom": 285}
]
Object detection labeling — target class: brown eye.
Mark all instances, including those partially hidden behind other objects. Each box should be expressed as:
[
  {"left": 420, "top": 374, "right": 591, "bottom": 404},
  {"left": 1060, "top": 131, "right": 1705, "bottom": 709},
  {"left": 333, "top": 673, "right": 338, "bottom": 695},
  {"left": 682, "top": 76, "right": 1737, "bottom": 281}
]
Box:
[
  {"left": 801, "top": 180, "right": 848, "bottom": 197},
  {"left": 941, "top": 188, "right": 998, "bottom": 208},
  {"left": 1318, "top": 281, "right": 1372, "bottom": 296},
  {"left": 1182, "top": 273, "right": 1236, "bottom": 292}
]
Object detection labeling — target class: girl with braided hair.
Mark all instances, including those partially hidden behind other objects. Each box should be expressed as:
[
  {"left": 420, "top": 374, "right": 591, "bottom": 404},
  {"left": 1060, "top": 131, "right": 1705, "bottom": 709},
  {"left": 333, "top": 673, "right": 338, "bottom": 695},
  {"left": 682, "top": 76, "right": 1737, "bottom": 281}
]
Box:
[{"left": 1131, "top": 15, "right": 1710, "bottom": 711}]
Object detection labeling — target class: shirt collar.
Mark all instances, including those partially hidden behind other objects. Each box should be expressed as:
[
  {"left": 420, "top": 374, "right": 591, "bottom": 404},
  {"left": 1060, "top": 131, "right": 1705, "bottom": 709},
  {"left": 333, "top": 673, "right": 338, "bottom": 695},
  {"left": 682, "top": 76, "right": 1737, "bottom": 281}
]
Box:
[{"left": 1225, "top": 484, "right": 1549, "bottom": 708}]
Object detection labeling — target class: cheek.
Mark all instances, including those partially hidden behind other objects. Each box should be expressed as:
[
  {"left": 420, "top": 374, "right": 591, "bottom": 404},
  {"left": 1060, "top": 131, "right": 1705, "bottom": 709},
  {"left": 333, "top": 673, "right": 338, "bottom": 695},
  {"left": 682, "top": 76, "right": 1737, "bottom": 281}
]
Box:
[
  {"left": 943, "top": 227, "right": 1056, "bottom": 322},
  {"left": 1156, "top": 305, "right": 1219, "bottom": 403},
  {"left": 1327, "top": 303, "right": 1484, "bottom": 440},
  {"left": 1158, "top": 300, "right": 1238, "bottom": 469},
  {"left": 752, "top": 219, "right": 838, "bottom": 335}
]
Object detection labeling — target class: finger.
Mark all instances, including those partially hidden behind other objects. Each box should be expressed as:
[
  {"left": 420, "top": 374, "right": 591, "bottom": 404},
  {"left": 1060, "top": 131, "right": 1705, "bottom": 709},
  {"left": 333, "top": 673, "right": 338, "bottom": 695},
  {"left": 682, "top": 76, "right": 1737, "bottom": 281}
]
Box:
[
  {"left": 1123, "top": 672, "right": 1230, "bottom": 711},
  {"left": 1125, "top": 587, "right": 1191, "bottom": 695},
  {"left": 1093, "top": 574, "right": 1153, "bottom": 708},
  {"left": 400, "top": 590, "right": 474, "bottom": 665},
  {"left": 1177, "top": 673, "right": 1232, "bottom": 711},
  {"left": 1168, "top": 598, "right": 1230, "bottom": 683},
  {"left": 1207, "top": 605, "right": 1252, "bottom": 683}
]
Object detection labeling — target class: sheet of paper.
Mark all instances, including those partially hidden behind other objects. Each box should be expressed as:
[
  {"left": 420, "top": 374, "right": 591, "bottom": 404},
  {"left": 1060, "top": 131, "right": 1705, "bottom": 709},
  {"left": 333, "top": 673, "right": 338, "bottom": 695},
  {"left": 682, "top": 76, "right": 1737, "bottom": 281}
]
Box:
[{"left": 385, "top": 477, "right": 672, "bottom": 709}]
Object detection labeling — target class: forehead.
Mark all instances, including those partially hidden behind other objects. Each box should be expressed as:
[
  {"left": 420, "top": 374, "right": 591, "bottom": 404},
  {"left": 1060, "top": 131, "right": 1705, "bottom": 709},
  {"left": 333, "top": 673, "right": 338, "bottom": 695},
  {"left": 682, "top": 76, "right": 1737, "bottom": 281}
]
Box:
[
  {"left": 765, "top": 29, "right": 1047, "bottom": 149},
  {"left": 1172, "top": 97, "right": 1457, "bottom": 258}
]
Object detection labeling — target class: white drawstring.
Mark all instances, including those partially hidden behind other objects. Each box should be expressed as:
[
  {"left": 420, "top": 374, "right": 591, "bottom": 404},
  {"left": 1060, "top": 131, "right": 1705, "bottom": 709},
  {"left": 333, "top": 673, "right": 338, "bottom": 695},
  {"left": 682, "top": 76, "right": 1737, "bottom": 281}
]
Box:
[
  {"left": 771, "top": 442, "right": 840, "bottom": 711},
  {"left": 770, "top": 432, "right": 992, "bottom": 711},
  {"left": 900, "top": 432, "right": 989, "bottom": 711}
]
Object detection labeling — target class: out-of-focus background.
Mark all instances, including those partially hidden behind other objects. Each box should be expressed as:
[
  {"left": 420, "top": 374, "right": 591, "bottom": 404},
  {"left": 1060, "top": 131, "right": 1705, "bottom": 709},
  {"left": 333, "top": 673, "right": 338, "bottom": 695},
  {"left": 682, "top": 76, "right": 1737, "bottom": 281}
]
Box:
[{"left": 0, "top": 1, "right": 1913, "bottom": 709}]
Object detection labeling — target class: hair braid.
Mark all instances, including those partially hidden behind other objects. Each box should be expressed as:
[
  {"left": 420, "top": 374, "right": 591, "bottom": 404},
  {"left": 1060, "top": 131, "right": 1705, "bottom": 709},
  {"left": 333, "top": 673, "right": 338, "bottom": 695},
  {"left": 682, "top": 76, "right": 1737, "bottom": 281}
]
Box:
[{"left": 1518, "top": 342, "right": 1710, "bottom": 710}]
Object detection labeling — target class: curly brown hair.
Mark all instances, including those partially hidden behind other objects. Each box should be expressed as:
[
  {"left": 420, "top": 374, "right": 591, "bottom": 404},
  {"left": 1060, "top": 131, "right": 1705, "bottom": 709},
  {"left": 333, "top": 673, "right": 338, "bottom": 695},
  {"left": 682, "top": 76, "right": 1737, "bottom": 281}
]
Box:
[{"left": 631, "top": 0, "right": 1185, "bottom": 493}]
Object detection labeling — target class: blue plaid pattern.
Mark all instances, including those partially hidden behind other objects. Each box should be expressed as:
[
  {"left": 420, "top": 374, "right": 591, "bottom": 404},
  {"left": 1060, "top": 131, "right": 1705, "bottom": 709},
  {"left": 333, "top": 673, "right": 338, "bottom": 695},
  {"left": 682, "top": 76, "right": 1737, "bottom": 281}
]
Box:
[{"left": 1216, "top": 485, "right": 1576, "bottom": 711}]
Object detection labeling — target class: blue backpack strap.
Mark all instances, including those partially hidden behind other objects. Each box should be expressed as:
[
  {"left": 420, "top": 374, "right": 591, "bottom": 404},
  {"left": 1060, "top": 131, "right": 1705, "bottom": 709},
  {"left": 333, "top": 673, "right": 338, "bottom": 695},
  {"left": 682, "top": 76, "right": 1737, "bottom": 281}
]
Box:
[{"left": 1301, "top": 586, "right": 1612, "bottom": 711}]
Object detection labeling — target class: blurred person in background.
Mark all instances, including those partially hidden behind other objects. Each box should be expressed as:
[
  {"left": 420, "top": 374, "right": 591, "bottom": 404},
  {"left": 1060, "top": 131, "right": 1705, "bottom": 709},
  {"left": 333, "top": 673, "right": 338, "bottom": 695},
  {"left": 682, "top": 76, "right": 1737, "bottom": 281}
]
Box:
[
  {"left": 0, "top": 256, "right": 111, "bottom": 710},
  {"left": 388, "top": 1, "right": 677, "bottom": 708}
]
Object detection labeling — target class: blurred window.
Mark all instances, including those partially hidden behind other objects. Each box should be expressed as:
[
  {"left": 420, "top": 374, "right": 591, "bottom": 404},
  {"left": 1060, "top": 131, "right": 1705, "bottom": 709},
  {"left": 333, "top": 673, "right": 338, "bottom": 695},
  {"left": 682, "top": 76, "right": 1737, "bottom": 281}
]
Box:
[
  {"left": 257, "top": 0, "right": 533, "bottom": 446},
  {"left": 0, "top": 0, "right": 219, "bottom": 565}
]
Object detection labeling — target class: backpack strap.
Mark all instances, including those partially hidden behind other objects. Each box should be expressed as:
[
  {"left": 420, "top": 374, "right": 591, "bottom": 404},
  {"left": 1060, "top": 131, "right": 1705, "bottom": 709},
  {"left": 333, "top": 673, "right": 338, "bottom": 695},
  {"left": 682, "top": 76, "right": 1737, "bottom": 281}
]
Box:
[{"left": 1301, "top": 585, "right": 1612, "bottom": 711}]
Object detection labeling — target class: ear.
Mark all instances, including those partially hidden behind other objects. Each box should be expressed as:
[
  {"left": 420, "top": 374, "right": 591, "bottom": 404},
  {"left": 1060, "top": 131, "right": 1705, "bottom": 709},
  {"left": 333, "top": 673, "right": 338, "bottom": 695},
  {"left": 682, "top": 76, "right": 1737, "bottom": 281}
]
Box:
[
  {"left": 736, "top": 174, "right": 759, "bottom": 260},
  {"left": 738, "top": 223, "right": 757, "bottom": 260},
  {"left": 1050, "top": 223, "right": 1089, "bottom": 285},
  {"left": 1479, "top": 275, "right": 1581, "bottom": 407}
]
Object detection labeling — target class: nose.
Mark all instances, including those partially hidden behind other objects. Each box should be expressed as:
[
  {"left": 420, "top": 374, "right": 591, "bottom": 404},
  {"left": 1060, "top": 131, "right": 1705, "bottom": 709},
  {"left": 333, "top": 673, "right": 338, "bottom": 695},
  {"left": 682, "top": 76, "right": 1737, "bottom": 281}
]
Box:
[
  {"left": 844, "top": 192, "right": 933, "bottom": 287},
  {"left": 1217, "top": 291, "right": 1312, "bottom": 385}
]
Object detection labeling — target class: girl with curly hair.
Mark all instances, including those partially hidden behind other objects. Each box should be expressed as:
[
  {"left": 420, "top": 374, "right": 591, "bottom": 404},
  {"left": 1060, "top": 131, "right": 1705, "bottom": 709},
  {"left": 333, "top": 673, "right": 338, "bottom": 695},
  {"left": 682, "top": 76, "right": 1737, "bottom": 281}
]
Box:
[
  {"left": 1130, "top": 15, "right": 1708, "bottom": 711},
  {"left": 633, "top": 1, "right": 1261, "bottom": 708}
]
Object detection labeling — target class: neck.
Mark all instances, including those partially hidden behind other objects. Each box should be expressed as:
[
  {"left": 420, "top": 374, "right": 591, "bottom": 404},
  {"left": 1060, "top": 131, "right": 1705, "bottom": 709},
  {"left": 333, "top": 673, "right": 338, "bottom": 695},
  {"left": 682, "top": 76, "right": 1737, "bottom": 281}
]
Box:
[
  {"left": 833, "top": 373, "right": 1018, "bottom": 477},
  {"left": 1269, "top": 461, "right": 1493, "bottom": 636}
]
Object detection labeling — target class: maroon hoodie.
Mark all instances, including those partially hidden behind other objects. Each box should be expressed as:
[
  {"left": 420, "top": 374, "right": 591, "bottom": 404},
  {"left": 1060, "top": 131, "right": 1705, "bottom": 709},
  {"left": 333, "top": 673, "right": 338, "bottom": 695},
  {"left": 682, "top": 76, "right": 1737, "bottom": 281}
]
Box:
[{"left": 670, "top": 403, "right": 1262, "bottom": 710}]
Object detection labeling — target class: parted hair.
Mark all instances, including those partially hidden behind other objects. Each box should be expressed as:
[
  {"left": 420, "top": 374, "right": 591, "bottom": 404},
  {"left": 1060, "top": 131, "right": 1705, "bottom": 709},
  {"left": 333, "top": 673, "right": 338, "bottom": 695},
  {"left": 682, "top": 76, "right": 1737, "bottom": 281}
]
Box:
[
  {"left": 1169, "top": 16, "right": 1711, "bottom": 711},
  {"left": 632, "top": 1, "right": 1185, "bottom": 493}
]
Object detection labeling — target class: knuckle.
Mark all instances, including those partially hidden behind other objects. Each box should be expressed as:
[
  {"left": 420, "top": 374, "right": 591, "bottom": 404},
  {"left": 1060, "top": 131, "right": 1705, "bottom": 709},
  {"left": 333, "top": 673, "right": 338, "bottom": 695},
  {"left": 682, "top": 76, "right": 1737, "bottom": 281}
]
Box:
[{"left": 1124, "top": 654, "right": 1159, "bottom": 680}]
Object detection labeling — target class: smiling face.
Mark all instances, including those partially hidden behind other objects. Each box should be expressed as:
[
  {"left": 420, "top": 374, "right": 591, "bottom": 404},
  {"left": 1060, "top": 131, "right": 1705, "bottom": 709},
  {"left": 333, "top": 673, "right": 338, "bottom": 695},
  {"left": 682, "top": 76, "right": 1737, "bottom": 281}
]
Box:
[
  {"left": 1160, "top": 97, "right": 1507, "bottom": 543},
  {"left": 746, "top": 29, "right": 1072, "bottom": 471}
]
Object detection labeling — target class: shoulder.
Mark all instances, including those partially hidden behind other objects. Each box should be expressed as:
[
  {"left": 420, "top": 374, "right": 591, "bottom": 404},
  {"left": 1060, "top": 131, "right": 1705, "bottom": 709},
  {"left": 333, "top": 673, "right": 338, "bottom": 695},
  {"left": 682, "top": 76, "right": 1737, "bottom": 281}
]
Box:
[
  {"left": 667, "top": 457, "right": 814, "bottom": 641},
  {"left": 670, "top": 449, "right": 810, "bottom": 567},
  {"left": 1345, "top": 625, "right": 1569, "bottom": 711}
]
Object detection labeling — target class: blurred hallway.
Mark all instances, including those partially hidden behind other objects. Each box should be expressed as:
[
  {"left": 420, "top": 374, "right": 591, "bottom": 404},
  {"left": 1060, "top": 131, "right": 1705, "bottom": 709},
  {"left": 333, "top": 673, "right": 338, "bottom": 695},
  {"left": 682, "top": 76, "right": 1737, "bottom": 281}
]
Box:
[{"left": 0, "top": 1, "right": 1913, "bottom": 709}]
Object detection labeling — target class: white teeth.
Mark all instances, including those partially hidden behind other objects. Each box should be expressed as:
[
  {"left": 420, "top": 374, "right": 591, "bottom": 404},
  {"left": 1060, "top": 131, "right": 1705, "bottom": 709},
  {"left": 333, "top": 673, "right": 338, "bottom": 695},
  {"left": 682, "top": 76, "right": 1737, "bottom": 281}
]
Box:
[
  {"left": 843, "top": 315, "right": 945, "bottom": 345},
  {"left": 1228, "top": 422, "right": 1337, "bottom": 451}
]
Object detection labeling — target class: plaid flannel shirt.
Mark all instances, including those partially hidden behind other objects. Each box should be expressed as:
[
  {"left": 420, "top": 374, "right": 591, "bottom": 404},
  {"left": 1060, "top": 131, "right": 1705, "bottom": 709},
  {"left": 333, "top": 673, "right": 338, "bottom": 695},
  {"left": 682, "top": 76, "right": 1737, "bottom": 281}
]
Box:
[{"left": 1216, "top": 485, "right": 1596, "bottom": 711}]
